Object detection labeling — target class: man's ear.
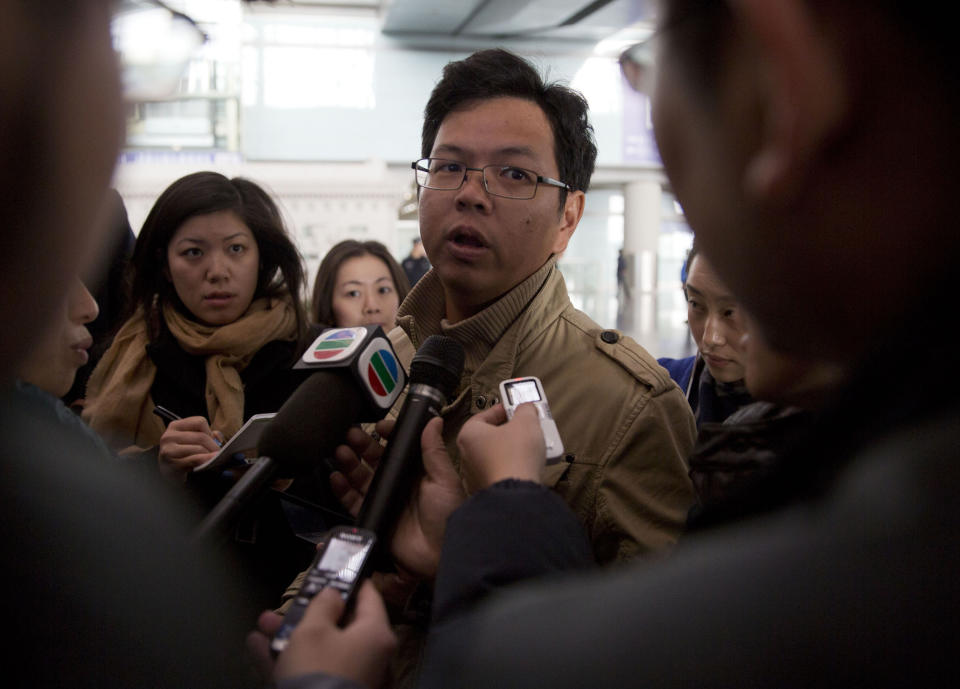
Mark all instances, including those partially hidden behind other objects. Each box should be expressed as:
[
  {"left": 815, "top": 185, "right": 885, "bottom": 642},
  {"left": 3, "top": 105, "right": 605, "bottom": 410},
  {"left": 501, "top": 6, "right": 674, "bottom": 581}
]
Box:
[
  {"left": 731, "top": 0, "right": 848, "bottom": 203},
  {"left": 552, "top": 190, "right": 585, "bottom": 255}
]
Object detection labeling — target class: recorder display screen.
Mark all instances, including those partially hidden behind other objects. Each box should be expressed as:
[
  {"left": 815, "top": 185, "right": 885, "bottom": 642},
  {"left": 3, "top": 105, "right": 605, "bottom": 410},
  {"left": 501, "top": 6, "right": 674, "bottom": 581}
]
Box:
[
  {"left": 317, "top": 538, "right": 371, "bottom": 582},
  {"left": 506, "top": 380, "right": 541, "bottom": 405}
]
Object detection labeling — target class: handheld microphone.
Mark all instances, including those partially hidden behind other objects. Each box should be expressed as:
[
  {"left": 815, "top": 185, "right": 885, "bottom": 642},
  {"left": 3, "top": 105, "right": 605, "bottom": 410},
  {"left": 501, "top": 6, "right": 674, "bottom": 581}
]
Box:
[
  {"left": 270, "top": 335, "right": 463, "bottom": 654},
  {"left": 357, "top": 335, "right": 464, "bottom": 546},
  {"left": 191, "top": 327, "right": 405, "bottom": 544}
]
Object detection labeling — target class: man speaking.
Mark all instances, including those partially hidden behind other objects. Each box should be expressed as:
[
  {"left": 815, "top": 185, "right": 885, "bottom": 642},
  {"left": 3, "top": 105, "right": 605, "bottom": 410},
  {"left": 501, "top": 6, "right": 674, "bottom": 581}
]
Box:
[{"left": 392, "top": 49, "right": 695, "bottom": 564}]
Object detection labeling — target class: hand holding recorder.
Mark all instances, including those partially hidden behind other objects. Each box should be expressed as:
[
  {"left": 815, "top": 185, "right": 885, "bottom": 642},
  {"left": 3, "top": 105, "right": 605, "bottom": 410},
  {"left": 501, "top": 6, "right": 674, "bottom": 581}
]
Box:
[
  {"left": 499, "top": 375, "right": 564, "bottom": 463},
  {"left": 248, "top": 580, "right": 396, "bottom": 689},
  {"left": 457, "top": 402, "right": 548, "bottom": 495}
]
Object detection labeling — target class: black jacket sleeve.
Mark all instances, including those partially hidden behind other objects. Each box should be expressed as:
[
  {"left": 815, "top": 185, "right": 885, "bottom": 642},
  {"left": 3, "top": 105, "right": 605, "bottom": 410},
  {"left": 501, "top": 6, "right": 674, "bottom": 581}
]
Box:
[{"left": 431, "top": 478, "right": 595, "bottom": 625}]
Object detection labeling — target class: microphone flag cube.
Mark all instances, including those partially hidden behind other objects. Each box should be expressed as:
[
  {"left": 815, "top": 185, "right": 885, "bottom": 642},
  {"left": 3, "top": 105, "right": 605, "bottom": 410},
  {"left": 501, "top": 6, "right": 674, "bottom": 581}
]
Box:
[{"left": 296, "top": 326, "right": 406, "bottom": 417}]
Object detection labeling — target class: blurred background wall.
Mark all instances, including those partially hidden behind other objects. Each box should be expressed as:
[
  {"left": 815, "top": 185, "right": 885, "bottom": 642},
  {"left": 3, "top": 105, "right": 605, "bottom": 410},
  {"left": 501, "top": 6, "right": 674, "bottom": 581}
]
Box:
[{"left": 113, "top": 0, "right": 695, "bottom": 358}]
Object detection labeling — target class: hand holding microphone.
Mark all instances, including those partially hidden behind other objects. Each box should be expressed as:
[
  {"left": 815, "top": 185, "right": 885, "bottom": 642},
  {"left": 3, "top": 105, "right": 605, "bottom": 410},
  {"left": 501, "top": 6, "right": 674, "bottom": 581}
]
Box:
[
  {"left": 192, "top": 326, "right": 405, "bottom": 544},
  {"left": 330, "top": 414, "right": 466, "bottom": 581},
  {"left": 329, "top": 420, "right": 396, "bottom": 518},
  {"left": 270, "top": 335, "right": 465, "bottom": 654},
  {"left": 356, "top": 335, "right": 465, "bottom": 562}
]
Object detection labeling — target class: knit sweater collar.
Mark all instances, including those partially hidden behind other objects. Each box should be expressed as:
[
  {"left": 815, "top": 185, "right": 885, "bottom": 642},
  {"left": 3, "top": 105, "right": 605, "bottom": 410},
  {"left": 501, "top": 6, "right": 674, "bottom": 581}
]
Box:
[{"left": 396, "top": 257, "right": 558, "bottom": 374}]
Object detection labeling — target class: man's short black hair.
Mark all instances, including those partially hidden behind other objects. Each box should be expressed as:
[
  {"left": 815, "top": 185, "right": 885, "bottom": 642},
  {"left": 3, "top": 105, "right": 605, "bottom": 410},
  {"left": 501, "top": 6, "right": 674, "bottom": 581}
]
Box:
[{"left": 421, "top": 48, "right": 598, "bottom": 209}]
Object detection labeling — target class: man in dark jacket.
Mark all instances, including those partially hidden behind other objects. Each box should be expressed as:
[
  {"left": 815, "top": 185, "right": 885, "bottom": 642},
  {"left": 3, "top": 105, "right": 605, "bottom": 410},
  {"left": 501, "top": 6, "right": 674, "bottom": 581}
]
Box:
[{"left": 400, "top": 238, "right": 431, "bottom": 287}]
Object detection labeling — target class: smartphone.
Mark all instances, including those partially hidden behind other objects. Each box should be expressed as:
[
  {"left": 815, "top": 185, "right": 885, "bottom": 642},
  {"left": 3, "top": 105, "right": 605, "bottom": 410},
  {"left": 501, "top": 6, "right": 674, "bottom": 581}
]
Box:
[
  {"left": 499, "top": 376, "right": 564, "bottom": 464},
  {"left": 270, "top": 525, "right": 377, "bottom": 654},
  {"left": 192, "top": 412, "right": 276, "bottom": 473}
]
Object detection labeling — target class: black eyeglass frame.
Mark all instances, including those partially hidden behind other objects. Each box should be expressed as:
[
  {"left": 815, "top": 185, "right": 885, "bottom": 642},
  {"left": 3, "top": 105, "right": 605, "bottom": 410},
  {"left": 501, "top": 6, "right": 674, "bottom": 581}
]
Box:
[{"left": 411, "top": 158, "right": 573, "bottom": 200}]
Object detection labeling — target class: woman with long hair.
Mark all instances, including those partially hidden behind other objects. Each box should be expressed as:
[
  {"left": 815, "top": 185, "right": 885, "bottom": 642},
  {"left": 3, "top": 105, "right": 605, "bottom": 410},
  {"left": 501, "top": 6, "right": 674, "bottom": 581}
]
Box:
[
  {"left": 83, "top": 172, "right": 316, "bottom": 609},
  {"left": 85, "top": 171, "right": 310, "bottom": 470}
]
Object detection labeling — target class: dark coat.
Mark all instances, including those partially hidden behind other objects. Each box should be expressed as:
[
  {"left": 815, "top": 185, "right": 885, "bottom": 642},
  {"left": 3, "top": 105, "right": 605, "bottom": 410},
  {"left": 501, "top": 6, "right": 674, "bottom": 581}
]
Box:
[
  {"left": 417, "top": 308, "right": 960, "bottom": 688},
  {"left": 146, "top": 324, "right": 314, "bottom": 424},
  {"left": 145, "top": 323, "right": 347, "bottom": 613},
  {"left": 1, "top": 383, "right": 256, "bottom": 687},
  {"left": 685, "top": 401, "right": 816, "bottom": 529},
  {"left": 658, "top": 354, "right": 754, "bottom": 428}
]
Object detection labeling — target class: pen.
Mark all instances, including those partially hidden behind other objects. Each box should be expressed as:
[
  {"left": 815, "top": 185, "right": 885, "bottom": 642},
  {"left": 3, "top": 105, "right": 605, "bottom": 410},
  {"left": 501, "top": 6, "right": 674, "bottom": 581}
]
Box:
[
  {"left": 152, "top": 405, "right": 223, "bottom": 447},
  {"left": 152, "top": 405, "right": 181, "bottom": 424}
]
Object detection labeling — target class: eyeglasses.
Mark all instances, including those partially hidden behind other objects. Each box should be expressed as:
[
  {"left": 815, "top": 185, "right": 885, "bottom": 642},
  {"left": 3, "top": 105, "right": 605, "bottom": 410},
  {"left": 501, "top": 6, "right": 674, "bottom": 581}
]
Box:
[
  {"left": 111, "top": 0, "right": 208, "bottom": 101},
  {"left": 411, "top": 158, "right": 572, "bottom": 200},
  {"left": 618, "top": 39, "right": 656, "bottom": 96}
]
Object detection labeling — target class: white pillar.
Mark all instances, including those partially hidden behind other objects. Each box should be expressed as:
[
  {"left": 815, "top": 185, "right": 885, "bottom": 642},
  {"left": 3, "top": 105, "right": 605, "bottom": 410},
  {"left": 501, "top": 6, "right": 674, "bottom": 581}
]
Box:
[{"left": 622, "top": 180, "right": 662, "bottom": 351}]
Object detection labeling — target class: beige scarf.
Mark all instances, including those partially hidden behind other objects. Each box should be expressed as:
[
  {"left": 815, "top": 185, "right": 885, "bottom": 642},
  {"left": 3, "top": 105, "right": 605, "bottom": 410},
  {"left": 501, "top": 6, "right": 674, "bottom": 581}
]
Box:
[{"left": 83, "top": 297, "right": 298, "bottom": 453}]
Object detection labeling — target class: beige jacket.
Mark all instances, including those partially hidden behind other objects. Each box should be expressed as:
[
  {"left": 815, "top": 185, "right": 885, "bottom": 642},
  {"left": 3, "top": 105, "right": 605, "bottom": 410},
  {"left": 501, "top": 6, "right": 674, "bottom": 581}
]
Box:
[
  {"left": 277, "top": 259, "right": 697, "bottom": 689},
  {"left": 390, "top": 257, "right": 696, "bottom": 563}
]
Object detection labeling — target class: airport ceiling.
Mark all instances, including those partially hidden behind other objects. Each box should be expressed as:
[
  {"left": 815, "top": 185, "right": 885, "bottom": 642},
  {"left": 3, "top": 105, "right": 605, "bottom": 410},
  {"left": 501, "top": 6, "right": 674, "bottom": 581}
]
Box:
[{"left": 266, "top": 0, "right": 657, "bottom": 46}]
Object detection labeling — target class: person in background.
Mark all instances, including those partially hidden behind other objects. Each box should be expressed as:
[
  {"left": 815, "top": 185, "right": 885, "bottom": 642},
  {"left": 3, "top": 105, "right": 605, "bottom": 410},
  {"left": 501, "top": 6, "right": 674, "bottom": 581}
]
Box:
[
  {"left": 18, "top": 277, "right": 99, "bottom": 400},
  {"left": 659, "top": 243, "right": 752, "bottom": 427},
  {"left": 83, "top": 170, "right": 319, "bottom": 612},
  {"left": 311, "top": 239, "right": 410, "bottom": 332},
  {"left": 63, "top": 188, "right": 135, "bottom": 411},
  {"left": 14, "top": 276, "right": 113, "bottom": 461},
  {"left": 401, "top": 237, "right": 431, "bottom": 287},
  {"left": 616, "top": 248, "right": 631, "bottom": 302},
  {"left": 686, "top": 311, "right": 847, "bottom": 528},
  {"left": 84, "top": 171, "right": 311, "bottom": 472}
]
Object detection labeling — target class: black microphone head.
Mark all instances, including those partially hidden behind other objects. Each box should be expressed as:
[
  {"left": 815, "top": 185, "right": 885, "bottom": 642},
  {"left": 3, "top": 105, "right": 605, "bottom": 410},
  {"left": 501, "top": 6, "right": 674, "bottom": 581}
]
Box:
[
  {"left": 409, "top": 335, "right": 465, "bottom": 402},
  {"left": 258, "top": 370, "right": 363, "bottom": 477}
]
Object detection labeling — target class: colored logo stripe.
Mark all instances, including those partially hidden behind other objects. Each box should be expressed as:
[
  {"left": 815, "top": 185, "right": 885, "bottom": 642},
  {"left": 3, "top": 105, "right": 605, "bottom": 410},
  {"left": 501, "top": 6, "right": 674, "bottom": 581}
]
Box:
[
  {"left": 312, "top": 333, "right": 356, "bottom": 360},
  {"left": 315, "top": 339, "right": 352, "bottom": 350},
  {"left": 367, "top": 349, "right": 399, "bottom": 397}
]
